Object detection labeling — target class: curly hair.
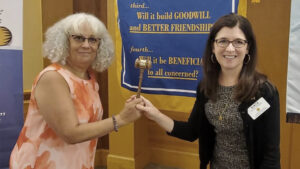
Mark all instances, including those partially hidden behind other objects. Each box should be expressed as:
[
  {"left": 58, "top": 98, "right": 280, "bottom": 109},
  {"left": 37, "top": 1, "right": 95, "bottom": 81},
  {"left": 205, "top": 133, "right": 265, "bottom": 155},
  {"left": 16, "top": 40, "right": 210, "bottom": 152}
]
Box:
[{"left": 43, "top": 13, "right": 114, "bottom": 72}]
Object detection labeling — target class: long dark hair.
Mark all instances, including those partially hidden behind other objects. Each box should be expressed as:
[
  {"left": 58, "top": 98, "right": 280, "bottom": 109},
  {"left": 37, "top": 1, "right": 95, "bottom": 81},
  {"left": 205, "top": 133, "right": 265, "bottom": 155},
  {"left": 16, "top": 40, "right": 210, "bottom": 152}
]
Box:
[{"left": 200, "top": 13, "right": 267, "bottom": 102}]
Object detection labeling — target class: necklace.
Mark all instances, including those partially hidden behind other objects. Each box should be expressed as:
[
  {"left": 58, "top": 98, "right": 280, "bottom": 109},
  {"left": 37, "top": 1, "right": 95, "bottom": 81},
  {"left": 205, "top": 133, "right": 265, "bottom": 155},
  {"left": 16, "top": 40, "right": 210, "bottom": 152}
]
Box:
[{"left": 218, "top": 103, "right": 228, "bottom": 121}]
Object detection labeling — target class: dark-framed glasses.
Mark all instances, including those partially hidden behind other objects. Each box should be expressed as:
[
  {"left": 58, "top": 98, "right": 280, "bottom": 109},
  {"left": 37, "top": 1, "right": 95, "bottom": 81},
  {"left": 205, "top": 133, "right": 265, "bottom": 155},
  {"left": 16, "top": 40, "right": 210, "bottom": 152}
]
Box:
[
  {"left": 215, "top": 39, "right": 248, "bottom": 48},
  {"left": 71, "top": 35, "right": 101, "bottom": 45}
]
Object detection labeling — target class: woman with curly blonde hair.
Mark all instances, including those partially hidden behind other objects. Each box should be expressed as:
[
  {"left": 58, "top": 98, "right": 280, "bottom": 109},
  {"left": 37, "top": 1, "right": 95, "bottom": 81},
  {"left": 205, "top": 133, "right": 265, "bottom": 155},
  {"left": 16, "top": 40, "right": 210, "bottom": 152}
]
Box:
[{"left": 10, "top": 13, "right": 143, "bottom": 169}]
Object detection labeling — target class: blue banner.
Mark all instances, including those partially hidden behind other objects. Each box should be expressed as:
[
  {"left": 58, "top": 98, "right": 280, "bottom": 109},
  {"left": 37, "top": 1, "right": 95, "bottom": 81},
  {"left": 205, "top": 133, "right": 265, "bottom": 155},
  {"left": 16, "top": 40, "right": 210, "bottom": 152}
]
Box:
[
  {"left": 118, "top": 0, "right": 239, "bottom": 97},
  {"left": 0, "top": 1, "right": 23, "bottom": 168},
  {"left": 0, "top": 50, "right": 23, "bottom": 168}
]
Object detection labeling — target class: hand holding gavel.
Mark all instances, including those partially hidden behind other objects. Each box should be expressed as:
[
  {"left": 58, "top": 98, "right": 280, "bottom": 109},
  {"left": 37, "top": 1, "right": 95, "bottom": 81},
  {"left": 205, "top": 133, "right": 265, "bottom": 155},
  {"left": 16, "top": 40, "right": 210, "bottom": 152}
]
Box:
[{"left": 134, "top": 58, "right": 152, "bottom": 98}]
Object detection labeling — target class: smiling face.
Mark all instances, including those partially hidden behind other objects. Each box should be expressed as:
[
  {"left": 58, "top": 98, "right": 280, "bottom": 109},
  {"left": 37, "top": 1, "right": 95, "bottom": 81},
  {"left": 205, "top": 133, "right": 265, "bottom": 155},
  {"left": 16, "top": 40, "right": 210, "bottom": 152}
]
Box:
[
  {"left": 67, "top": 23, "right": 99, "bottom": 69},
  {"left": 213, "top": 25, "right": 249, "bottom": 73}
]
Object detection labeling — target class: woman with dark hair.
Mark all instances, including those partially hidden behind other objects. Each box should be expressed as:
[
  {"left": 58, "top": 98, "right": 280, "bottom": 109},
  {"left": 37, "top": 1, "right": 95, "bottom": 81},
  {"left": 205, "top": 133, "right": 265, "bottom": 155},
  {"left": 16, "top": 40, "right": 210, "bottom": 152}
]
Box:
[{"left": 137, "top": 13, "right": 280, "bottom": 169}]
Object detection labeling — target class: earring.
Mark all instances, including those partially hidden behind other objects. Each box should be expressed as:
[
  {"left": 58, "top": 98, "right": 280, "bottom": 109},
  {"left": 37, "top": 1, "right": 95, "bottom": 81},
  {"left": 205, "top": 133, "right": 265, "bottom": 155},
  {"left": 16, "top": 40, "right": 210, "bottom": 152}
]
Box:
[
  {"left": 211, "top": 54, "right": 216, "bottom": 63},
  {"left": 244, "top": 54, "right": 250, "bottom": 64}
]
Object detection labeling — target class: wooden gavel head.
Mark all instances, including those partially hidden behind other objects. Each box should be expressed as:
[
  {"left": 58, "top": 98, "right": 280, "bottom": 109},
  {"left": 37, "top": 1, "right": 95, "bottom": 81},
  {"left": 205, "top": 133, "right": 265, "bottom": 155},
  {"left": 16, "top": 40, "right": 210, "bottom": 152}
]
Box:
[{"left": 135, "top": 58, "right": 152, "bottom": 69}]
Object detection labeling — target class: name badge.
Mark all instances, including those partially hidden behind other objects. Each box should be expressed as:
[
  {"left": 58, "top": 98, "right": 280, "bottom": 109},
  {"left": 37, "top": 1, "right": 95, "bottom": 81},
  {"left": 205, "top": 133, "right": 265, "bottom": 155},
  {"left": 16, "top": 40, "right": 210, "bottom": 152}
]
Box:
[{"left": 247, "top": 97, "right": 270, "bottom": 120}]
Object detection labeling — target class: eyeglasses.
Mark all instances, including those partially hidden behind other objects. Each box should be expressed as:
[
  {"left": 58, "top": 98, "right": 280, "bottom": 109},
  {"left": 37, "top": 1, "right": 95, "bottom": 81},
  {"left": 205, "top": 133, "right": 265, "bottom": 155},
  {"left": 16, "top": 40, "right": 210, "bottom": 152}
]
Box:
[
  {"left": 70, "top": 35, "right": 101, "bottom": 45},
  {"left": 215, "top": 39, "right": 248, "bottom": 48}
]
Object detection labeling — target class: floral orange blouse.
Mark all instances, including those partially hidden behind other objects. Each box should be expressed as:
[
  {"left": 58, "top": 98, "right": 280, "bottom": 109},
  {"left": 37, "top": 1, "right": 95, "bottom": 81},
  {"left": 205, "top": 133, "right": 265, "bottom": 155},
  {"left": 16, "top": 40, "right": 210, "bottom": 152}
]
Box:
[{"left": 10, "top": 64, "right": 103, "bottom": 169}]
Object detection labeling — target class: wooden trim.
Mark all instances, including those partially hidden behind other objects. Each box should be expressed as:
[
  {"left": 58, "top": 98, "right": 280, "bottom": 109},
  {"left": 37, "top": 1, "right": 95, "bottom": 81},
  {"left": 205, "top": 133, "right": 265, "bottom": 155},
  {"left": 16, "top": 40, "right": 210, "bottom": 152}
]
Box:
[
  {"left": 150, "top": 147, "right": 199, "bottom": 169},
  {"left": 107, "top": 154, "right": 135, "bottom": 169},
  {"left": 104, "top": 148, "right": 149, "bottom": 169}
]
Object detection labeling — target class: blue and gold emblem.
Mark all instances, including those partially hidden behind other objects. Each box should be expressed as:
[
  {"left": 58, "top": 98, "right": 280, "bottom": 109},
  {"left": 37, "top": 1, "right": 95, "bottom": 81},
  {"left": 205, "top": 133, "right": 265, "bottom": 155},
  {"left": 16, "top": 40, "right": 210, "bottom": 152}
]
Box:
[{"left": 0, "top": 26, "right": 12, "bottom": 46}]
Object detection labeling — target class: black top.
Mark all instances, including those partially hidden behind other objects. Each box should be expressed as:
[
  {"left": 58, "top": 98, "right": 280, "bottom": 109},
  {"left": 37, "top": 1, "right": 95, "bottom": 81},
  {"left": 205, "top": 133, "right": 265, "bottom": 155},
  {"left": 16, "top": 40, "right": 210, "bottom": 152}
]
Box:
[{"left": 168, "top": 81, "right": 280, "bottom": 169}]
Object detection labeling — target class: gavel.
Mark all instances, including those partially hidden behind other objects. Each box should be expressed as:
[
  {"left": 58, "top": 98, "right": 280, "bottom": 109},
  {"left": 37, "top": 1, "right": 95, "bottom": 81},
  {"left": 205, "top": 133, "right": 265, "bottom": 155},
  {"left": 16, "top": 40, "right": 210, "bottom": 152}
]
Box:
[{"left": 134, "top": 58, "right": 152, "bottom": 98}]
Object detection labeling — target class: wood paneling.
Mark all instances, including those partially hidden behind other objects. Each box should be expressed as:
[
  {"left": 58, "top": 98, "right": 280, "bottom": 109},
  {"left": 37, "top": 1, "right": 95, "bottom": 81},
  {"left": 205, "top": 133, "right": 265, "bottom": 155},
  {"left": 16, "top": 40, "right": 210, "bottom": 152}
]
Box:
[
  {"left": 94, "top": 149, "right": 109, "bottom": 167},
  {"left": 148, "top": 111, "right": 197, "bottom": 153},
  {"left": 247, "top": 0, "right": 296, "bottom": 169},
  {"left": 23, "top": 0, "right": 44, "bottom": 90},
  {"left": 148, "top": 110, "right": 199, "bottom": 168},
  {"left": 42, "top": 0, "right": 73, "bottom": 67},
  {"left": 73, "top": 0, "right": 107, "bottom": 25}
]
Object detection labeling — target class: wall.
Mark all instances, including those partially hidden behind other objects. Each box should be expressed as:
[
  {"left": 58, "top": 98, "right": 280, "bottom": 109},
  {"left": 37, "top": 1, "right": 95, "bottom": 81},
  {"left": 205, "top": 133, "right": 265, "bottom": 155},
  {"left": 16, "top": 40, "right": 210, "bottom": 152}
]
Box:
[
  {"left": 42, "top": 0, "right": 73, "bottom": 67},
  {"left": 23, "top": 0, "right": 73, "bottom": 109},
  {"left": 247, "top": 1, "right": 299, "bottom": 169},
  {"left": 23, "top": 0, "right": 44, "bottom": 90},
  {"left": 23, "top": 0, "right": 73, "bottom": 120}
]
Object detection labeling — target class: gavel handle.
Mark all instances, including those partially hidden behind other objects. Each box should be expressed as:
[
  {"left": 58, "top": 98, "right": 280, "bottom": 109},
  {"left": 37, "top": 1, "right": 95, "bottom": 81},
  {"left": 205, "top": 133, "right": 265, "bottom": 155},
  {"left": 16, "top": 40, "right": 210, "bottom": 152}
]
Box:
[{"left": 136, "top": 68, "right": 145, "bottom": 98}]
